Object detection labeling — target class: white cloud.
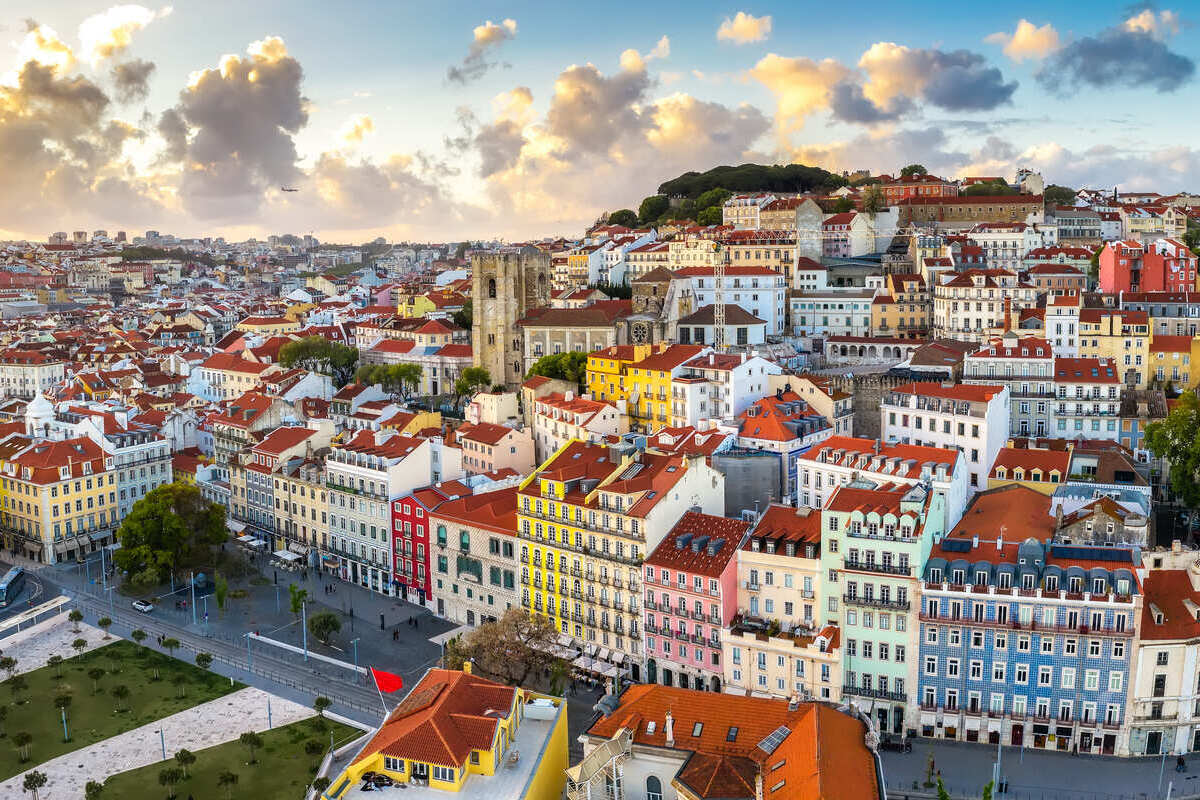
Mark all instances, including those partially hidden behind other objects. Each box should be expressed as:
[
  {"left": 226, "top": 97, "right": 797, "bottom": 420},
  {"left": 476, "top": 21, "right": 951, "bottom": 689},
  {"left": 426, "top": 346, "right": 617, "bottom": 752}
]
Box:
[
  {"left": 78, "top": 4, "right": 172, "bottom": 66},
  {"left": 619, "top": 35, "right": 670, "bottom": 73},
  {"left": 747, "top": 53, "right": 849, "bottom": 135},
  {"left": 8, "top": 22, "right": 75, "bottom": 80},
  {"left": 473, "top": 18, "right": 517, "bottom": 47},
  {"left": 717, "top": 12, "right": 772, "bottom": 44},
  {"left": 985, "top": 19, "right": 1060, "bottom": 62},
  {"left": 338, "top": 113, "right": 375, "bottom": 145},
  {"left": 1123, "top": 8, "right": 1181, "bottom": 39}
]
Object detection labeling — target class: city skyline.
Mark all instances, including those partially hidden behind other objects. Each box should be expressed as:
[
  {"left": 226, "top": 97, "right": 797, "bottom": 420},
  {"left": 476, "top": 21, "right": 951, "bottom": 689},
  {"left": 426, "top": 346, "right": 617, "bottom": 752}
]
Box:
[{"left": 1, "top": 1, "right": 1197, "bottom": 242}]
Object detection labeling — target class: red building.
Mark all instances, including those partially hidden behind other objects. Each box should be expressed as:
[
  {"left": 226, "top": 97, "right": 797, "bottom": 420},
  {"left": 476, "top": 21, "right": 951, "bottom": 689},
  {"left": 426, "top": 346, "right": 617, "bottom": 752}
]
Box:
[
  {"left": 1100, "top": 238, "right": 1196, "bottom": 293},
  {"left": 880, "top": 173, "right": 958, "bottom": 205},
  {"left": 391, "top": 481, "right": 471, "bottom": 604}
]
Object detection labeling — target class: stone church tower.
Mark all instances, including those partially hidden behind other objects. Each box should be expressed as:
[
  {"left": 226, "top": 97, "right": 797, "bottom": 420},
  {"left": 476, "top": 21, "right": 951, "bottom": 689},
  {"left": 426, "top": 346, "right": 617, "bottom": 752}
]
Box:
[{"left": 471, "top": 246, "right": 552, "bottom": 388}]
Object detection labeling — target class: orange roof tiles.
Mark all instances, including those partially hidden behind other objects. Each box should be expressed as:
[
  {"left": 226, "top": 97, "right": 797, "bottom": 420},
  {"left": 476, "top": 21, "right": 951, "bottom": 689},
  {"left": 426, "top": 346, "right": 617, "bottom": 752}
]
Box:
[
  {"left": 643, "top": 511, "right": 748, "bottom": 576},
  {"left": 891, "top": 381, "right": 1004, "bottom": 403}
]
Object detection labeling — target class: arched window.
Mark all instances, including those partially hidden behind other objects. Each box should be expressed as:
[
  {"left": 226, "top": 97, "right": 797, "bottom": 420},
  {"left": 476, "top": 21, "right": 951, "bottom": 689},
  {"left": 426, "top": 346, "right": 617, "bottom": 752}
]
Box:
[
  {"left": 646, "top": 776, "right": 663, "bottom": 800},
  {"left": 488, "top": 278, "right": 497, "bottom": 298}
]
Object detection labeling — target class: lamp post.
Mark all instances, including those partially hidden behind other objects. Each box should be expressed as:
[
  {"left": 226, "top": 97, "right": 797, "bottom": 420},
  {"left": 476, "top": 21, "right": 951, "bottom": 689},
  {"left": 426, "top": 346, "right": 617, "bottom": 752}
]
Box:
[
  {"left": 302, "top": 599, "right": 308, "bottom": 662},
  {"left": 245, "top": 632, "right": 253, "bottom": 671},
  {"left": 190, "top": 571, "right": 197, "bottom": 626},
  {"left": 157, "top": 728, "right": 166, "bottom": 761},
  {"left": 351, "top": 637, "right": 360, "bottom": 673}
]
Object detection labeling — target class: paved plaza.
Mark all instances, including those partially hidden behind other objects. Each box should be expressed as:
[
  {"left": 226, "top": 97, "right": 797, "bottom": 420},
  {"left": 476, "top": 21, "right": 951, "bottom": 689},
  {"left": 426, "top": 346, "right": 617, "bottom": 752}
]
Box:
[{"left": 0, "top": 615, "right": 109, "bottom": 674}]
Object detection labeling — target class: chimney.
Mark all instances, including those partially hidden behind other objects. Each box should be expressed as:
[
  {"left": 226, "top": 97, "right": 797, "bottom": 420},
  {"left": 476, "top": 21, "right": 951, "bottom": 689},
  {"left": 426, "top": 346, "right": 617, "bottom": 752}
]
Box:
[
  {"left": 996, "top": 533, "right": 1003, "bottom": 550},
  {"left": 564, "top": 390, "right": 574, "bottom": 402},
  {"left": 740, "top": 352, "right": 747, "bottom": 364},
  {"left": 708, "top": 353, "right": 715, "bottom": 366},
  {"left": 664, "top": 710, "right": 675, "bottom": 747},
  {"left": 787, "top": 693, "right": 800, "bottom": 712},
  {"left": 1003, "top": 296, "right": 1012, "bottom": 333},
  {"left": 971, "top": 534, "right": 979, "bottom": 549}
]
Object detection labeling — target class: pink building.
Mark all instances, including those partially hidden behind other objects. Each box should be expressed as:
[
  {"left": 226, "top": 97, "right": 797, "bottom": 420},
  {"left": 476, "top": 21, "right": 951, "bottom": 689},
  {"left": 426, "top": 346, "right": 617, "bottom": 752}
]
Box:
[
  {"left": 454, "top": 421, "right": 535, "bottom": 476},
  {"left": 643, "top": 512, "right": 748, "bottom": 692}
]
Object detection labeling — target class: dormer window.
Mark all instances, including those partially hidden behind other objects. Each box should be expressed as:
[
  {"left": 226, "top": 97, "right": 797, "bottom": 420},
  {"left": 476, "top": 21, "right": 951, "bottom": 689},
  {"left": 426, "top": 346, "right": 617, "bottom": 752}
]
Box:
[
  {"left": 1021, "top": 574, "right": 1035, "bottom": 590},
  {"left": 1045, "top": 575, "right": 1058, "bottom": 591}
]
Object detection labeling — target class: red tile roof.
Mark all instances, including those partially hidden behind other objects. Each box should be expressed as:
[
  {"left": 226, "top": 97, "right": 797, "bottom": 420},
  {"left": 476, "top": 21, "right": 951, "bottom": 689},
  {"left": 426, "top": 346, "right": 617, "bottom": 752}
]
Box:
[
  {"left": 891, "top": 381, "right": 1004, "bottom": 403},
  {"left": 1140, "top": 570, "right": 1200, "bottom": 641},
  {"left": 644, "top": 511, "right": 748, "bottom": 576}
]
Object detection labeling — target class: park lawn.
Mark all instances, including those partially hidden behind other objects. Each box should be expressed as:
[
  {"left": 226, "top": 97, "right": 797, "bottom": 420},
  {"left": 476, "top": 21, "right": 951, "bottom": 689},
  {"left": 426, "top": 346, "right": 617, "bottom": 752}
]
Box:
[
  {"left": 101, "top": 716, "right": 360, "bottom": 800},
  {"left": 0, "top": 639, "right": 243, "bottom": 781}
]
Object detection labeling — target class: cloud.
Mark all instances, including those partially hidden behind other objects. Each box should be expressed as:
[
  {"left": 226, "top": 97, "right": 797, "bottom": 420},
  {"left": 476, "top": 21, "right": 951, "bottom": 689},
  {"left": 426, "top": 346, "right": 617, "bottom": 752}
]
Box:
[
  {"left": 78, "top": 5, "right": 171, "bottom": 66},
  {"left": 544, "top": 61, "right": 653, "bottom": 156},
  {"left": 1123, "top": 8, "right": 1181, "bottom": 39},
  {"left": 162, "top": 36, "right": 308, "bottom": 219},
  {"left": 747, "top": 53, "right": 850, "bottom": 135},
  {"left": 858, "top": 43, "right": 1017, "bottom": 112},
  {"left": 447, "top": 18, "right": 517, "bottom": 84},
  {"left": 985, "top": 19, "right": 1060, "bottom": 62},
  {"left": 827, "top": 80, "right": 909, "bottom": 124},
  {"left": 8, "top": 20, "right": 76, "bottom": 78},
  {"left": 717, "top": 12, "right": 772, "bottom": 44},
  {"left": 111, "top": 58, "right": 155, "bottom": 103},
  {"left": 1037, "top": 26, "right": 1194, "bottom": 93},
  {"left": 619, "top": 35, "right": 670, "bottom": 73},
  {"left": 338, "top": 113, "right": 375, "bottom": 145}
]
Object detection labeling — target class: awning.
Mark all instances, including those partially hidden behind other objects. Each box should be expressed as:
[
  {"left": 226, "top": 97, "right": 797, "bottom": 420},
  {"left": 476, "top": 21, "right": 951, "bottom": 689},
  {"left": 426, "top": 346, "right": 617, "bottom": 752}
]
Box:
[
  {"left": 89, "top": 531, "right": 110, "bottom": 542},
  {"left": 987, "top": 719, "right": 1002, "bottom": 733},
  {"left": 287, "top": 542, "right": 309, "bottom": 555},
  {"left": 601, "top": 664, "right": 619, "bottom": 678},
  {"left": 965, "top": 717, "right": 981, "bottom": 731},
  {"left": 597, "top": 647, "right": 611, "bottom": 662},
  {"left": 321, "top": 555, "right": 340, "bottom": 567},
  {"left": 921, "top": 713, "right": 937, "bottom": 726},
  {"left": 227, "top": 520, "right": 247, "bottom": 533},
  {"left": 53, "top": 539, "right": 72, "bottom": 554},
  {"left": 612, "top": 652, "right": 626, "bottom": 665},
  {"left": 273, "top": 550, "right": 301, "bottom": 562}
]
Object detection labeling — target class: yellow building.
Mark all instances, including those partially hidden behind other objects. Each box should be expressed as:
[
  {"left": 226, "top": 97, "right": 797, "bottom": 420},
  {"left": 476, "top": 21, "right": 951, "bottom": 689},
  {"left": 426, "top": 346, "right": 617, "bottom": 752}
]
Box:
[
  {"left": 0, "top": 434, "right": 118, "bottom": 564},
  {"left": 1078, "top": 309, "right": 1151, "bottom": 388},
  {"left": 1149, "top": 335, "right": 1194, "bottom": 388},
  {"left": 516, "top": 439, "right": 724, "bottom": 678},
  {"left": 396, "top": 293, "right": 438, "bottom": 318},
  {"left": 870, "top": 273, "right": 930, "bottom": 338},
  {"left": 322, "top": 665, "right": 567, "bottom": 800},
  {"left": 234, "top": 315, "right": 301, "bottom": 336},
  {"left": 986, "top": 444, "right": 1072, "bottom": 495},
  {"left": 587, "top": 343, "right": 707, "bottom": 433}
]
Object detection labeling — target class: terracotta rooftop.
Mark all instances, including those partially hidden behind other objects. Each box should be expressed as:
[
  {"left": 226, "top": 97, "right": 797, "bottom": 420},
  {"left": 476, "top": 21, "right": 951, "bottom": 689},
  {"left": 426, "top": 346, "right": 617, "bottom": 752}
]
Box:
[{"left": 644, "top": 512, "right": 748, "bottom": 577}]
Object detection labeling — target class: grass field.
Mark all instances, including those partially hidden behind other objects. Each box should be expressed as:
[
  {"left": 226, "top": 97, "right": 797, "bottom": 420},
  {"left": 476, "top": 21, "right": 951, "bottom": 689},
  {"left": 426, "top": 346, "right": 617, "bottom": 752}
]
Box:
[
  {"left": 101, "top": 716, "right": 360, "bottom": 800},
  {"left": 0, "top": 639, "right": 242, "bottom": 780}
]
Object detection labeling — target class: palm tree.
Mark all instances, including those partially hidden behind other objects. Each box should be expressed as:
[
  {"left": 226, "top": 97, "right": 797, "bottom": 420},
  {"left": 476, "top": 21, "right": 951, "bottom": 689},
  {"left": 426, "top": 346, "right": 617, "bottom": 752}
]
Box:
[
  {"left": 0, "top": 656, "right": 17, "bottom": 680},
  {"left": 111, "top": 684, "right": 129, "bottom": 713},
  {"left": 129, "top": 629, "right": 147, "bottom": 647},
  {"left": 46, "top": 656, "right": 63, "bottom": 680},
  {"left": 53, "top": 694, "right": 71, "bottom": 727},
  {"left": 71, "top": 639, "right": 87, "bottom": 657},
  {"left": 239, "top": 731, "right": 262, "bottom": 764},
  {"left": 97, "top": 618, "right": 112, "bottom": 640},
  {"left": 313, "top": 696, "right": 331, "bottom": 718},
  {"left": 162, "top": 638, "right": 180, "bottom": 660},
  {"left": 174, "top": 748, "right": 195, "bottom": 778},
  {"left": 84, "top": 780, "right": 104, "bottom": 800},
  {"left": 13, "top": 731, "right": 31, "bottom": 763},
  {"left": 195, "top": 652, "right": 213, "bottom": 671},
  {"left": 158, "top": 766, "right": 184, "bottom": 800},
  {"left": 87, "top": 668, "right": 105, "bottom": 694},
  {"left": 21, "top": 769, "right": 46, "bottom": 800},
  {"left": 217, "top": 770, "right": 239, "bottom": 800},
  {"left": 68, "top": 610, "right": 83, "bottom": 633},
  {"left": 171, "top": 673, "right": 187, "bottom": 699}
]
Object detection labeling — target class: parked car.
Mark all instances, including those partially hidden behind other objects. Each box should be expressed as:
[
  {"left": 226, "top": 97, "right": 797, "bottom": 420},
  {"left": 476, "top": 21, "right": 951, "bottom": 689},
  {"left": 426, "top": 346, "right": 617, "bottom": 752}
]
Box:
[{"left": 131, "top": 599, "right": 154, "bottom": 614}]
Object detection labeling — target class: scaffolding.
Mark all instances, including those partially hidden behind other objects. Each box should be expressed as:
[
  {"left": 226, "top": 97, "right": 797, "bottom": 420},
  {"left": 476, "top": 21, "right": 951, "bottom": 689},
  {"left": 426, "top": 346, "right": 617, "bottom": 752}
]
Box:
[{"left": 565, "top": 729, "right": 632, "bottom": 800}]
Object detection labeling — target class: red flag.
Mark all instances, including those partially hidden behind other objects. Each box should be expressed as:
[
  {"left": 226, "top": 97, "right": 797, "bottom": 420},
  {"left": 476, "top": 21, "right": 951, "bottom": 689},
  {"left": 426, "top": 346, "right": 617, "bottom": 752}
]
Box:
[{"left": 371, "top": 667, "right": 404, "bottom": 693}]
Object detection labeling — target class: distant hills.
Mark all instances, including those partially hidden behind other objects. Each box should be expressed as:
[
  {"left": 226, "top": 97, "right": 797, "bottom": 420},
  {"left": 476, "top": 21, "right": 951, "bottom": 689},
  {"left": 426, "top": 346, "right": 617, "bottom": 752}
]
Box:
[{"left": 656, "top": 163, "right": 848, "bottom": 199}]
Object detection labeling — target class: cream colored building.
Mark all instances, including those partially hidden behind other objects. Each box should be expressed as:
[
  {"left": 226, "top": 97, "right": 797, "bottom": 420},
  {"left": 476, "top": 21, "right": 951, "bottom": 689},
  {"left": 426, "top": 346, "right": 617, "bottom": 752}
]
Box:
[{"left": 530, "top": 391, "right": 624, "bottom": 462}]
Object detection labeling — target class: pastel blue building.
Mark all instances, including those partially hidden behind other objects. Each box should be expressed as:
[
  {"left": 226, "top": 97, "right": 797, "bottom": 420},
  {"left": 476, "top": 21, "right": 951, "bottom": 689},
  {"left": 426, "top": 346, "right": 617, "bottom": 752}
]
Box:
[{"left": 917, "top": 533, "right": 1141, "bottom": 756}]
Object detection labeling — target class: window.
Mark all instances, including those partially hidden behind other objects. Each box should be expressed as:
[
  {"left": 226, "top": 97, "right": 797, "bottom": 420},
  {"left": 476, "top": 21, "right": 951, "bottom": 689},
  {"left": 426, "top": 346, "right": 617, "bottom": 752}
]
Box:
[
  {"left": 646, "top": 777, "right": 663, "bottom": 800},
  {"left": 432, "top": 765, "right": 456, "bottom": 782},
  {"left": 436, "top": 526, "right": 447, "bottom": 547},
  {"left": 460, "top": 530, "right": 470, "bottom": 550}
]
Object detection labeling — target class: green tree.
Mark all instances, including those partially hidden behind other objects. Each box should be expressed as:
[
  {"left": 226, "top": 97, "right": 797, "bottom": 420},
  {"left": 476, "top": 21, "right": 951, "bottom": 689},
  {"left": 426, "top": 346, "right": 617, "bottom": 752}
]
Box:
[
  {"left": 981, "top": 780, "right": 994, "bottom": 800},
  {"left": 307, "top": 611, "right": 342, "bottom": 645},
  {"left": 1043, "top": 184, "right": 1076, "bottom": 206},
  {"left": 158, "top": 766, "right": 184, "bottom": 800},
  {"left": 21, "top": 768, "right": 45, "bottom": 799},
  {"left": 172, "top": 673, "right": 188, "bottom": 699},
  {"left": 832, "top": 196, "right": 855, "bottom": 213},
  {"left": 452, "top": 299, "right": 473, "bottom": 330},
  {"left": 356, "top": 363, "right": 424, "bottom": 403},
  {"left": 0, "top": 704, "right": 9, "bottom": 737},
  {"left": 454, "top": 607, "right": 558, "bottom": 686},
  {"left": 8, "top": 675, "right": 27, "bottom": 703},
  {"left": 860, "top": 184, "right": 885, "bottom": 214},
  {"left": 174, "top": 748, "right": 196, "bottom": 778},
  {"left": 314, "top": 696, "right": 332, "bottom": 717},
  {"left": 936, "top": 776, "right": 951, "bottom": 800},
  {"left": 312, "top": 776, "right": 331, "bottom": 794},
  {"left": 195, "top": 652, "right": 213, "bottom": 671},
  {"left": 695, "top": 187, "right": 732, "bottom": 213},
  {"left": 87, "top": 667, "right": 105, "bottom": 694},
  {"left": 97, "top": 617, "right": 112, "bottom": 640},
  {"left": 85, "top": 780, "right": 104, "bottom": 800},
  {"left": 526, "top": 351, "right": 588, "bottom": 385},
  {"left": 13, "top": 731, "right": 31, "bottom": 762},
  {"left": 130, "top": 629, "right": 147, "bottom": 647},
  {"left": 162, "top": 638, "right": 180, "bottom": 659},
  {"left": 0, "top": 656, "right": 17, "bottom": 679},
  {"left": 239, "top": 731, "right": 263, "bottom": 764},
  {"left": 113, "top": 482, "right": 228, "bottom": 589},
  {"left": 1146, "top": 391, "right": 1200, "bottom": 505},
  {"left": 46, "top": 656, "right": 63, "bottom": 679},
  {"left": 696, "top": 206, "right": 722, "bottom": 226},
  {"left": 278, "top": 336, "right": 359, "bottom": 387},
  {"left": 899, "top": 163, "right": 928, "bottom": 178},
  {"left": 607, "top": 209, "right": 638, "bottom": 227},
  {"left": 68, "top": 610, "right": 83, "bottom": 632},
  {"left": 288, "top": 584, "right": 309, "bottom": 618},
  {"left": 53, "top": 693, "right": 71, "bottom": 718},
  {"left": 215, "top": 573, "right": 229, "bottom": 614},
  {"left": 454, "top": 366, "right": 492, "bottom": 406},
  {"left": 111, "top": 684, "right": 130, "bottom": 712},
  {"left": 961, "top": 180, "right": 1016, "bottom": 196},
  {"left": 637, "top": 195, "right": 669, "bottom": 225},
  {"left": 218, "top": 770, "right": 239, "bottom": 800}
]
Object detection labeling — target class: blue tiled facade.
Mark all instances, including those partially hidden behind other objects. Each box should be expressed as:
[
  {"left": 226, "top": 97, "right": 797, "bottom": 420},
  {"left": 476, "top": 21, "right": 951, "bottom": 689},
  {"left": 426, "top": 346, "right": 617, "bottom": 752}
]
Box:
[{"left": 916, "top": 538, "right": 1140, "bottom": 755}]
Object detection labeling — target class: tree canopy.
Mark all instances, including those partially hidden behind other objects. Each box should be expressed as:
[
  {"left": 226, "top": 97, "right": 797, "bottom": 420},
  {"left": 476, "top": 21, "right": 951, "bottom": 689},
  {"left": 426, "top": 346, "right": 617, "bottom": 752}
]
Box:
[
  {"left": 278, "top": 336, "right": 358, "bottom": 387},
  {"left": 1145, "top": 391, "right": 1200, "bottom": 506},
  {"left": 961, "top": 180, "right": 1017, "bottom": 196},
  {"left": 120, "top": 247, "right": 217, "bottom": 267},
  {"left": 860, "top": 184, "right": 885, "bottom": 214},
  {"left": 696, "top": 206, "right": 722, "bottom": 226},
  {"left": 637, "top": 195, "right": 670, "bottom": 225},
  {"left": 454, "top": 608, "right": 560, "bottom": 685},
  {"left": 832, "top": 196, "right": 855, "bottom": 213},
  {"left": 656, "top": 163, "right": 845, "bottom": 198},
  {"left": 606, "top": 209, "right": 638, "bottom": 227},
  {"left": 527, "top": 351, "right": 588, "bottom": 385},
  {"left": 452, "top": 299, "right": 473, "bottom": 330},
  {"left": 454, "top": 366, "right": 492, "bottom": 403},
  {"left": 899, "top": 164, "right": 927, "bottom": 178},
  {"left": 355, "top": 363, "right": 423, "bottom": 402},
  {"left": 113, "top": 483, "right": 228, "bottom": 589},
  {"left": 1043, "top": 184, "right": 1076, "bottom": 206}
]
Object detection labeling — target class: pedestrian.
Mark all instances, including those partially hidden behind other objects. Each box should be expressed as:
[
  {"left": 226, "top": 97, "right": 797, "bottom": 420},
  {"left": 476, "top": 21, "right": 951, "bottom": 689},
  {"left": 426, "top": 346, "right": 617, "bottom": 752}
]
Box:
[{"left": 1178, "top": 755, "right": 1187, "bottom": 773}]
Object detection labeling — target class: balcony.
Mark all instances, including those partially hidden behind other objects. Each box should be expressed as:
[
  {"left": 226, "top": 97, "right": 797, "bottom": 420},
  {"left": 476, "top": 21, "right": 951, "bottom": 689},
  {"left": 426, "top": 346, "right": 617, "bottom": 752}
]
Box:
[
  {"left": 843, "top": 685, "right": 907, "bottom": 703},
  {"left": 691, "top": 610, "right": 706, "bottom": 622},
  {"left": 801, "top": 589, "right": 815, "bottom": 599},
  {"left": 743, "top": 581, "right": 761, "bottom": 592},
  {"left": 843, "top": 594, "right": 911, "bottom": 611},
  {"left": 844, "top": 559, "right": 910, "bottom": 577},
  {"left": 674, "top": 630, "right": 689, "bottom": 642},
  {"left": 644, "top": 598, "right": 658, "bottom": 611}
]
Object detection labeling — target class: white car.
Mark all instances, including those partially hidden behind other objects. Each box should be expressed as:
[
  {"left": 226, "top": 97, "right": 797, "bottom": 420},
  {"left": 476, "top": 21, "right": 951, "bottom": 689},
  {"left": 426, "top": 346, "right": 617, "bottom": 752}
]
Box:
[{"left": 131, "top": 599, "right": 154, "bottom": 614}]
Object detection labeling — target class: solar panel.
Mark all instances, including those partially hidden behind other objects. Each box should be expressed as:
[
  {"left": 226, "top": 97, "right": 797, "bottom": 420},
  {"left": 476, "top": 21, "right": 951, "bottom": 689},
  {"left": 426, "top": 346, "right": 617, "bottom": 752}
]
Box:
[
  {"left": 941, "top": 538, "right": 972, "bottom": 552},
  {"left": 757, "top": 725, "right": 791, "bottom": 754}
]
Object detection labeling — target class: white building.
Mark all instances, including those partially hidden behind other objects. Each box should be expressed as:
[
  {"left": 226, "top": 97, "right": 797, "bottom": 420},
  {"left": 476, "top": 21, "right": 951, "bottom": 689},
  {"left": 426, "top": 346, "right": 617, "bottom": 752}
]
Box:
[
  {"left": 0, "top": 352, "right": 66, "bottom": 400},
  {"left": 880, "top": 382, "right": 1010, "bottom": 493},
  {"left": 669, "top": 351, "right": 781, "bottom": 426},
  {"left": 530, "top": 391, "right": 623, "bottom": 462},
  {"left": 675, "top": 266, "right": 787, "bottom": 336},
  {"left": 932, "top": 269, "right": 1038, "bottom": 343},
  {"left": 1045, "top": 293, "right": 1082, "bottom": 356},
  {"left": 796, "top": 435, "right": 969, "bottom": 534},
  {"left": 962, "top": 333, "right": 1056, "bottom": 437},
  {"left": 1053, "top": 357, "right": 1121, "bottom": 440},
  {"left": 788, "top": 289, "right": 875, "bottom": 337},
  {"left": 722, "top": 193, "right": 776, "bottom": 229},
  {"left": 968, "top": 222, "right": 1058, "bottom": 270}
]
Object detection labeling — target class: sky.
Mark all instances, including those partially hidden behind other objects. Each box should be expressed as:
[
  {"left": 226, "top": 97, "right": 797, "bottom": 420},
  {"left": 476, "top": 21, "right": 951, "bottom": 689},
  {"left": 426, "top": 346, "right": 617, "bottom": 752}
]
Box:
[{"left": 1, "top": 1, "right": 1198, "bottom": 243}]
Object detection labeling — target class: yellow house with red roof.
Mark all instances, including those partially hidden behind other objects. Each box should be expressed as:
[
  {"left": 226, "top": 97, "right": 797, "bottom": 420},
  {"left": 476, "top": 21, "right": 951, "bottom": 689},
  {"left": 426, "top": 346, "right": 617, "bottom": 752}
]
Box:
[
  {"left": 587, "top": 343, "right": 709, "bottom": 433},
  {"left": 322, "top": 665, "right": 567, "bottom": 800}
]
